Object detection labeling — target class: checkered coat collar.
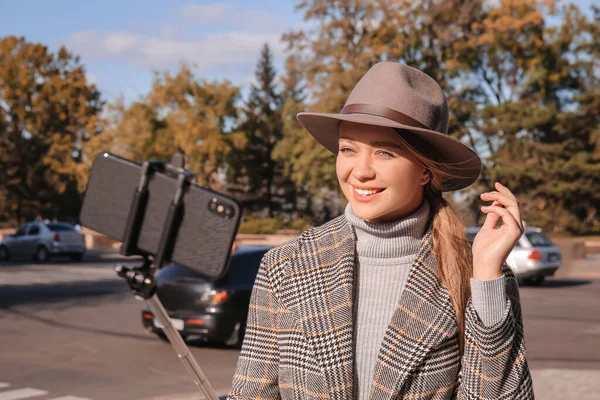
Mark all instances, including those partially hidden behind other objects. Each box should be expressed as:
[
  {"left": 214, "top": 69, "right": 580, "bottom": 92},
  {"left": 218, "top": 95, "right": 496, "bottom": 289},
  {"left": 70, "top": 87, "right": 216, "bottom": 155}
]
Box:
[{"left": 282, "top": 215, "right": 458, "bottom": 400}]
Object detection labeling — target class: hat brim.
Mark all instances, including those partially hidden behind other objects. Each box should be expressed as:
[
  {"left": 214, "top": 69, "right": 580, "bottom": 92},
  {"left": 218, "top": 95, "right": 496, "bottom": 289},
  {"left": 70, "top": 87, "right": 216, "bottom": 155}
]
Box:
[{"left": 296, "top": 112, "right": 482, "bottom": 192}]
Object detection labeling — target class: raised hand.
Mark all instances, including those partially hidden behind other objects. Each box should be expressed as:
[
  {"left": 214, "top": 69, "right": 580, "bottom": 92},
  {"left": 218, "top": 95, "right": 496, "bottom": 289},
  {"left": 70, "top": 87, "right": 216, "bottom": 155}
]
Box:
[{"left": 472, "top": 182, "right": 524, "bottom": 280}]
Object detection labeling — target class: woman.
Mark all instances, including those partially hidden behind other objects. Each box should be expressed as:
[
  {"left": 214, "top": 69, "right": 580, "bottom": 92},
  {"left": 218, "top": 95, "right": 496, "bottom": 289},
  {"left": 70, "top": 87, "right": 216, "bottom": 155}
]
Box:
[{"left": 228, "top": 62, "right": 533, "bottom": 399}]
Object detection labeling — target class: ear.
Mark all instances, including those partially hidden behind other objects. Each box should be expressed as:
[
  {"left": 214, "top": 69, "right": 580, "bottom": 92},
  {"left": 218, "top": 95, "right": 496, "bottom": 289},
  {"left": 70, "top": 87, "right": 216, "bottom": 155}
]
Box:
[{"left": 420, "top": 170, "right": 431, "bottom": 186}]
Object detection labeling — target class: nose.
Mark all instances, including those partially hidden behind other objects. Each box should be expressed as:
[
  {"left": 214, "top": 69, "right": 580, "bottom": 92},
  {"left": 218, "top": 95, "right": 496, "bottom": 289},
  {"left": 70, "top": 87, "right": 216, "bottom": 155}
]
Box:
[{"left": 352, "top": 154, "right": 375, "bottom": 181}]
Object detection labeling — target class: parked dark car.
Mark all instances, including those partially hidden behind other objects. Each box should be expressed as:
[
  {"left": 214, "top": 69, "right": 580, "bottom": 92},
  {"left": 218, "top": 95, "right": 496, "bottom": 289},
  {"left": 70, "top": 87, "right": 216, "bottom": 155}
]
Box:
[{"left": 141, "top": 245, "right": 271, "bottom": 346}]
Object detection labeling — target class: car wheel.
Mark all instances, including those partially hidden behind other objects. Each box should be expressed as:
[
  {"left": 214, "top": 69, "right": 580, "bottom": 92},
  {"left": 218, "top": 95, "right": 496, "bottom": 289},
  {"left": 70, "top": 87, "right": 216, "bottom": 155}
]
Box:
[
  {"left": 70, "top": 253, "right": 84, "bottom": 262},
  {"left": 0, "top": 245, "right": 10, "bottom": 261},
  {"left": 225, "top": 320, "right": 246, "bottom": 348},
  {"left": 523, "top": 276, "right": 545, "bottom": 286},
  {"left": 36, "top": 246, "right": 51, "bottom": 263}
]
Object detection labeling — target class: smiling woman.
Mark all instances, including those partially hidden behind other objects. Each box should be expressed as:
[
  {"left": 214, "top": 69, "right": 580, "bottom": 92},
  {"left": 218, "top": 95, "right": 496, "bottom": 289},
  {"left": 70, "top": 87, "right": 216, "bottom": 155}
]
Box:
[
  {"left": 336, "top": 122, "right": 428, "bottom": 223},
  {"left": 228, "top": 62, "right": 534, "bottom": 400}
]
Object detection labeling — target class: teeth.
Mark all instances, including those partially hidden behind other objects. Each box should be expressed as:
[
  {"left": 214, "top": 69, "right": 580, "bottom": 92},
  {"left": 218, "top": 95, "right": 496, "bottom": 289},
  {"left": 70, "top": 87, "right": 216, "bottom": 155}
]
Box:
[{"left": 355, "top": 188, "right": 380, "bottom": 196}]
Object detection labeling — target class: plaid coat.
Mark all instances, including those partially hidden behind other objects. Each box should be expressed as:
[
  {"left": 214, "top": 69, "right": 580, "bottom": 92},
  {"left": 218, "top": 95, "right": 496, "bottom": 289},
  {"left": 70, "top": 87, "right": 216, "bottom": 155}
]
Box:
[{"left": 229, "top": 215, "right": 534, "bottom": 399}]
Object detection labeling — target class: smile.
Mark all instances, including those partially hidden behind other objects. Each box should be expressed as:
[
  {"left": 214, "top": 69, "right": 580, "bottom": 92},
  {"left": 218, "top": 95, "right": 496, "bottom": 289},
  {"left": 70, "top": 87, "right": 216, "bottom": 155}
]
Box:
[
  {"left": 354, "top": 188, "right": 384, "bottom": 196},
  {"left": 352, "top": 186, "right": 385, "bottom": 202}
]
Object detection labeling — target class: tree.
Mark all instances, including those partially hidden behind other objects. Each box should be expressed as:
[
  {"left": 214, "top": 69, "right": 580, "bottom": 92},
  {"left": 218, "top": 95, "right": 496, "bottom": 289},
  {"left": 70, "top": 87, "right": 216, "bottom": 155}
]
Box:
[
  {"left": 273, "top": 51, "right": 342, "bottom": 222},
  {"left": 235, "top": 44, "right": 291, "bottom": 217},
  {"left": 282, "top": 0, "right": 599, "bottom": 233},
  {"left": 0, "top": 36, "right": 102, "bottom": 224},
  {"left": 83, "top": 65, "right": 244, "bottom": 190},
  {"left": 449, "top": 1, "right": 600, "bottom": 233}
]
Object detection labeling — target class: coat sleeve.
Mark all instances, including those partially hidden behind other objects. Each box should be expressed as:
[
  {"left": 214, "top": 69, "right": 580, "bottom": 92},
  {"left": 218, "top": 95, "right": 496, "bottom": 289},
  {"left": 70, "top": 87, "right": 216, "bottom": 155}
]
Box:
[
  {"left": 228, "top": 251, "right": 283, "bottom": 400},
  {"left": 455, "top": 265, "right": 535, "bottom": 399}
]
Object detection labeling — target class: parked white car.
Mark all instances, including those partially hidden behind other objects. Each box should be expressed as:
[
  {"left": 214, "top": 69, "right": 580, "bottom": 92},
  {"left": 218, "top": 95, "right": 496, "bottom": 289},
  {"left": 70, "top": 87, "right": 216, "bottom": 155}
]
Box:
[
  {"left": 466, "top": 226, "right": 561, "bottom": 285},
  {"left": 0, "top": 221, "right": 86, "bottom": 262}
]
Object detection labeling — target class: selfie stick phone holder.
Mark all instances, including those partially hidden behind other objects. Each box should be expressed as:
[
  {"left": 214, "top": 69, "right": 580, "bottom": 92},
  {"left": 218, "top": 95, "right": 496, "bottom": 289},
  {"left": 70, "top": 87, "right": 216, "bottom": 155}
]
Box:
[{"left": 114, "top": 154, "right": 223, "bottom": 400}]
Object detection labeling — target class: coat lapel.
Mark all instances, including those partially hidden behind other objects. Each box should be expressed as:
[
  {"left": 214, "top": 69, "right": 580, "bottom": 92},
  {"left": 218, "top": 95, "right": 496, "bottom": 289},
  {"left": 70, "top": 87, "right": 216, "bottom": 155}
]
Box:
[
  {"left": 283, "top": 216, "right": 356, "bottom": 400},
  {"left": 369, "top": 229, "right": 459, "bottom": 400}
]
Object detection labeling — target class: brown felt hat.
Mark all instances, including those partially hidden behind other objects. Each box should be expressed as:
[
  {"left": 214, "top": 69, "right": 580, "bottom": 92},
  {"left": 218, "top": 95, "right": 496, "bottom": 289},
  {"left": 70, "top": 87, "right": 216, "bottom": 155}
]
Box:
[{"left": 296, "top": 62, "right": 482, "bottom": 191}]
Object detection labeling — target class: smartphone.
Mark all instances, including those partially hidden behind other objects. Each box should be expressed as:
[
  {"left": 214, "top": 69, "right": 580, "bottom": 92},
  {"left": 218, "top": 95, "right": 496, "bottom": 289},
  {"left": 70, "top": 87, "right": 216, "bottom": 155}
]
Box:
[{"left": 79, "top": 152, "right": 242, "bottom": 278}]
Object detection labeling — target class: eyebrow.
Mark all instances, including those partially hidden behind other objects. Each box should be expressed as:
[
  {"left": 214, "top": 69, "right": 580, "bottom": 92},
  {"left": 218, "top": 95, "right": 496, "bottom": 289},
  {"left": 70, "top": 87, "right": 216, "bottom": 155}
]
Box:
[{"left": 339, "top": 137, "right": 404, "bottom": 150}]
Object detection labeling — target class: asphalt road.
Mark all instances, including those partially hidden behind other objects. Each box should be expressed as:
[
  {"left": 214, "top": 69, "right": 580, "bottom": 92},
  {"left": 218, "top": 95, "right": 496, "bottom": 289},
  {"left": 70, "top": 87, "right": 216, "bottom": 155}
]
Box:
[{"left": 1, "top": 252, "right": 599, "bottom": 400}]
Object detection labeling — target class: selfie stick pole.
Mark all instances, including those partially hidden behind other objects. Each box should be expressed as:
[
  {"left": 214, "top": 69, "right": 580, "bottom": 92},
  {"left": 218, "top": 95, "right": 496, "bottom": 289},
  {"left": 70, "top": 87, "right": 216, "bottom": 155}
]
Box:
[{"left": 115, "top": 158, "right": 221, "bottom": 400}]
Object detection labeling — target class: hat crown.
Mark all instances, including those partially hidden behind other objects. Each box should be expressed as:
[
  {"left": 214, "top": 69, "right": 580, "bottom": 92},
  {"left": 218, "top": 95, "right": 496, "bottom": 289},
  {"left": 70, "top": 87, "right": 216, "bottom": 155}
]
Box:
[{"left": 344, "top": 62, "right": 449, "bottom": 134}]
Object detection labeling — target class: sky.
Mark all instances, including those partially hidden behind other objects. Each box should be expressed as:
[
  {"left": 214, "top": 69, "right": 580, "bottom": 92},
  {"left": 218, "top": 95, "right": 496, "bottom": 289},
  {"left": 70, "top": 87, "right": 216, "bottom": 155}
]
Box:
[
  {"left": 0, "top": 0, "right": 304, "bottom": 102},
  {"left": 1, "top": 1, "right": 596, "bottom": 105}
]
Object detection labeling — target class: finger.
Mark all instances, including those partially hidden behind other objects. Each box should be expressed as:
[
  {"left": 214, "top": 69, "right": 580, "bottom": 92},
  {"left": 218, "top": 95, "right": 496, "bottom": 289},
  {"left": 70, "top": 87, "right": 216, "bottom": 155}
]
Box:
[
  {"left": 480, "top": 191, "right": 517, "bottom": 204},
  {"left": 480, "top": 205, "right": 521, "bottom": 232},
  {"left": 481, "top": 190, "right": 522, "bottom": 229},
  {"left": 494, "top": 182, "right": 520, "bottom": 209},
  {"left": 481, "top": 207, "right": 501, "bottom": 230},
  {"left": 481, "top": 199, "right": 503, "bottom": 229},
  {"left": 481, "top": 192, "right": 520, "bottom": 215},
  {"left": 495, "top": 182, "right": 516, "bottom": 199}
]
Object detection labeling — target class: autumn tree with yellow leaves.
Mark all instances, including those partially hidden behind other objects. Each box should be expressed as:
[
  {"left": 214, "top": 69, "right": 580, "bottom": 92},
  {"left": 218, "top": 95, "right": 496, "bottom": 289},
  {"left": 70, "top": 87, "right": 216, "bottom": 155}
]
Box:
[
  {"left": 278, "top": 0, "right": 600, "bottom": 233},
  {"left": 0, "top": 36, "right": 102, "bottom": 225},
  {"left": 83, "top": 66, "right": 245, "bottom": 190},
  {"left": 1, "top": 0, "right": 598, "bottom": 233}
]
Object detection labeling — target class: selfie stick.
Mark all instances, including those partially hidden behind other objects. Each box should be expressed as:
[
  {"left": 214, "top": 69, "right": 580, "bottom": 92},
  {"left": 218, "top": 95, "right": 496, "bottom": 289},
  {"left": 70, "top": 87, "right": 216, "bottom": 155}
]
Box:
[{"left": 114, "top": 156, "right": 221, "bottom": 400}]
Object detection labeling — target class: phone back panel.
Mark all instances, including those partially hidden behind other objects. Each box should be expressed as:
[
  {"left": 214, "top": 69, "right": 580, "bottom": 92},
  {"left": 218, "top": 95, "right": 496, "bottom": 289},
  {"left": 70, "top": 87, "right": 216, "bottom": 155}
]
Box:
[{"left": 80, "top": 152, "right": 241, "bottom": 278}]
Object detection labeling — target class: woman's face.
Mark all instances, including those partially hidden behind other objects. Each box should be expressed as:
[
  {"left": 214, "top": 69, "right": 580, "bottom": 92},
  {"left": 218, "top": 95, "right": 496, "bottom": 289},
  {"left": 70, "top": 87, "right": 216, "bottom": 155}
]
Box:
[{"left": 336, "top": 121, "right": 429, "bottom": 223}]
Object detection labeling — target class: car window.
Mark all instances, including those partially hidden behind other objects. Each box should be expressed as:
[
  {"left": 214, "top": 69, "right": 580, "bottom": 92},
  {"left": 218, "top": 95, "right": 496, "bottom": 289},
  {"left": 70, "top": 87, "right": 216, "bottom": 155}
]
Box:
[
  {"left": 14, "top": 225, "right": 28, "bottom": 236},
  {"left": 46, "top": 223, "right": 74, "bottom": 232},
  {"left": 525, "top": 232, "right": 554, "bottom": 247},
  {"left": 27, "top": 225, "right": 40, "bottom": 235},
  {"left": 227, "top": 250, "right": 268, "bottom": 286}
]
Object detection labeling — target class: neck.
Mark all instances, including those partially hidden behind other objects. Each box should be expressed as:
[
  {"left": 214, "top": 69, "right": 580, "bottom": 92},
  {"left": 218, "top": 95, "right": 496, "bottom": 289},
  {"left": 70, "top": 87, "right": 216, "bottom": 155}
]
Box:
[
  {"left": 344, "top": 201, "right": 430, "bottom": 259},
  {"left": 364, "top": 194, "right": 425, "bottom": 223}
]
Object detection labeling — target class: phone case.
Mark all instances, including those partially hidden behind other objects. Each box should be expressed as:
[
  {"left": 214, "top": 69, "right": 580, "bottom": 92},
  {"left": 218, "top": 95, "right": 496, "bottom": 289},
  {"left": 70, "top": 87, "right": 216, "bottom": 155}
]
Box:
[{"left": 80, "top": 152, "right": 242, "bottom": 278}]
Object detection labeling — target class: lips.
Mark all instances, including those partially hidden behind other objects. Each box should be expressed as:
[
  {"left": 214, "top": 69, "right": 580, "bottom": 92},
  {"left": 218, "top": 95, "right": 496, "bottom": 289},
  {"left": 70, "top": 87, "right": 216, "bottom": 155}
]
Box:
[
  {"left": 352, "top": 185, "right": 385, "bottom": 193},
  {"left": 351, "top": 185, "right": 386, "bottom": 202}
]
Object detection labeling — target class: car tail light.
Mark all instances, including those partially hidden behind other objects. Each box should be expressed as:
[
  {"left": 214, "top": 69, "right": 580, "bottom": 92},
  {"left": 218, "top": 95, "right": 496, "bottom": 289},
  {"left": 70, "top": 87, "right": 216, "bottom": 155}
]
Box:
[
  {"left": 142, "top": 312, "right": 153, "bottom": 320},
  {"left": 528, "top": 250, "right": 542, "bottom": 261},
  {"left": 53, "top": 233, "right": 60, "bottom": 242},
  {"left": 199, "top": 290, "right": 229, "bottom": 306}
]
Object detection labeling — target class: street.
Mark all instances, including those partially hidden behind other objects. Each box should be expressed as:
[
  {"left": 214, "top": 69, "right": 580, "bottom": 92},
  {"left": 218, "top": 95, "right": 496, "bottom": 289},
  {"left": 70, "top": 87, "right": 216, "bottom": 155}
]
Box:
[{"left": 1, "top": 253, "right": 599, "bottom": 400}]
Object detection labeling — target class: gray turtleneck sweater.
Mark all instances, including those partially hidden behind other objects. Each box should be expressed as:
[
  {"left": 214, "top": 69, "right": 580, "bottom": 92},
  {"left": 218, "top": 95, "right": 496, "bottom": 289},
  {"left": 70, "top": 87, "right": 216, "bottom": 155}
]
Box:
[{"left": 345, "top": 202, "right": 506, "bottom": 400}]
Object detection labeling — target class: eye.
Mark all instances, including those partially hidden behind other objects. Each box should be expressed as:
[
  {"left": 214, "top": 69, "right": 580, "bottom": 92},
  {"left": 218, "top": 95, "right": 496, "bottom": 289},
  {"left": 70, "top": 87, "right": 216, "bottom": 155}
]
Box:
[
  {"left": 339, "top": 146, "right": 354, "bottom": 153},
  {"left": 376, "top": 150, "right": 395, "bottom": 158}
]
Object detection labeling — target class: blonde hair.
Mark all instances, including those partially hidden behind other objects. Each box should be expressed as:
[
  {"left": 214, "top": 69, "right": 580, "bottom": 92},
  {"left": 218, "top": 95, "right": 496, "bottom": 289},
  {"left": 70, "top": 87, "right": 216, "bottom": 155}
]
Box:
[{"left": 394, "top": 129, "right": 475, "bottom": 355}]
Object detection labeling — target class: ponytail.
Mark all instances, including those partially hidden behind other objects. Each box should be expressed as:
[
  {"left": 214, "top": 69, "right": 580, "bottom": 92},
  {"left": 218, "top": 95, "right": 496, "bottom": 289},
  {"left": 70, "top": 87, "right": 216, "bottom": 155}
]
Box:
[{"left": 427, "top": 188, "right": 473, "bottom": 356}]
